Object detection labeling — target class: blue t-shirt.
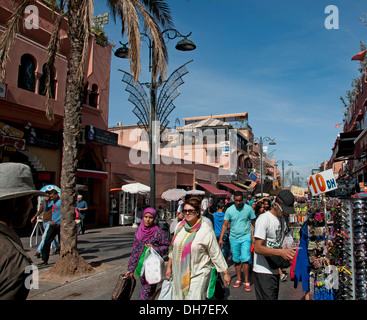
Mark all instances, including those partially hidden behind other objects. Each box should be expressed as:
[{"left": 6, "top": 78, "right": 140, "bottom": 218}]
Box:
[
  {"left": 76, "top": 200, "right": 88, "bottom": 211},
  {"left": 51, "top": 199, "right": 62, "bottom": 225},
  {"left": 213, "top": 211, "right": 227, "bottom": 237},
  {"left": 224, "top": 203, "right": 256, "bottom": 240}
]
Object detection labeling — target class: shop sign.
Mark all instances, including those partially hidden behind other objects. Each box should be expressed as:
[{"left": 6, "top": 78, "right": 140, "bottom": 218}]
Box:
[
  {"left": 85, "top": 125, "right": 118, "bottom": 146},
  {"left": 0, "top": 121, "right": 24, "bottom": 138},
  {"left": 220, "top": 141, "right": 230, "bottom": 155},
  {"left": 0, "top": 135, "right": 26, "bottom": 151},
  {"left": 27, "top": 127, "right": 61, "bottom": 149},
  {"left": 291, "top": 186, "right": 306, "bottom": 197},
  {"left": 308, "top": 169, "right": 338, "bottom": 196}
]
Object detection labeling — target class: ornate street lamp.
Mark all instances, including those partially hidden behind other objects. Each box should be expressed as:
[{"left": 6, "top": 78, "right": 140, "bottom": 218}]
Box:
[
  {"left": 248, "top": 136, "right": 276, "bottom": 196},
  {"left": 277, "top": 160, "right": 292, "bottom": 190},
  {"left": 116, "top": 29, "right": 196, "bottom": 209}
]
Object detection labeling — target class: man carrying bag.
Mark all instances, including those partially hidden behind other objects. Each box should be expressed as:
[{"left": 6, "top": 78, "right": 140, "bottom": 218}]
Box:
[{"left": 253, "top": 190, "right": 296, "bottom": 300}]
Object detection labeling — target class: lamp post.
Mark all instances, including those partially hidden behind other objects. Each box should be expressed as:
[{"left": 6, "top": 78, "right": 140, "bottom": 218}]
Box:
[
  {"left": 277, "top": 160, "right": 292, "bottom": 190},
  {"left": 115, "top": 29, "right": 196, "bottom": 209},
  {"left": 248, "top": 136, "right": 276, "bottom": 196}
]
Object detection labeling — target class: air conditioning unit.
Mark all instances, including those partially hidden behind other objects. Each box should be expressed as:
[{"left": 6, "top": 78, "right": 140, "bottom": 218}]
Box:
[
  {"left": 79, "top": 128, "right": 86, "bottom": 144},
  {"left": 0, "top": 83, "right": 7, "bottom": 99}
]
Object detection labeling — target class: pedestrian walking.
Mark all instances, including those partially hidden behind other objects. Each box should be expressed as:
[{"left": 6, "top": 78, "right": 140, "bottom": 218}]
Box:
[
  {"left": 253, "top": 190, "right": 296, "bottom": 300},
  {"left": 213, "top": 201, "right": 230, "bottom": 261},
  {"left": 166, "top": 196, "right": 231, "bottom": 300},
  {"left": 31, "top": 191, "right": 60, "bottom": 258},
  {"left": 125, "top": 207, "right": 170, "bottom": 300},
  {"left": 76, "top": 195, "right": 88, "bottom": 234},
  {"left": 219, "top": 191, "right": 256, "bottom": 292},
  {"left": 38, "top": 189, "right": 61, "bottom": 265},
  {"left": 0, "top": 162, "right": 46, "bottom": 299}
]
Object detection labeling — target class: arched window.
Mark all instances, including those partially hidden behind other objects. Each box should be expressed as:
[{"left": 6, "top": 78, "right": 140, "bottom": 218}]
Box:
[
  {"left": 82, "top": 82, "right": 89, "bottom": 105},
  {"left": 18, "top": 54, "right": 36, "bottom": 92},
  {"left": 89, "top": 84, "right": 98, "bottom": 108},
  {"left": 38, "top": 64, "right": 56, "bottom": 99}
]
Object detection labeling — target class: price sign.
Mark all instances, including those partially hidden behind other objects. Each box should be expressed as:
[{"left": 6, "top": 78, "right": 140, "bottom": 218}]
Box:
[{"left": 308, "top": 169, "right": 338, "bottom": 196}]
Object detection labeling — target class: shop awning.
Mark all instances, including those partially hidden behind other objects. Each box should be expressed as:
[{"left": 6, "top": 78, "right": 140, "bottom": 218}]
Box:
[
  {"left": 76, "top": 169, "right": 108, "bottom": 180},
  {"left": 218, "top": 182, "right": 246, "bottom": 192},
  {"left": 333, "top": 130, "right": 362, "bottom": 161},
  {"left": 232, "top": 181, "right": 252, "bottom": 190},
  {"left": 354, "top": 127, "right": 367, "bottom": 158},
  {"left": 197, "top": 182, "right": 231, "bottom": 197}
]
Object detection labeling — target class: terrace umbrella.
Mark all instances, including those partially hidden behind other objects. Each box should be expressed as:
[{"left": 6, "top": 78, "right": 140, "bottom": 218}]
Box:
[{"left": 161, "top": 188, "right": 187, "bottom": 201}]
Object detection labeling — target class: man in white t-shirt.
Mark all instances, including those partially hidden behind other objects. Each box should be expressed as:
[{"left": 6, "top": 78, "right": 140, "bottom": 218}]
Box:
[{"left": 253, "top": 190, "right": 296, "bottom": 300}]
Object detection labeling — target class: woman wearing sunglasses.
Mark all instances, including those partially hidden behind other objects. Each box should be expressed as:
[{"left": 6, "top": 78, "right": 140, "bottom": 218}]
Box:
[{"left": 166, "top": 196, "right": 231, "bottom": 300}]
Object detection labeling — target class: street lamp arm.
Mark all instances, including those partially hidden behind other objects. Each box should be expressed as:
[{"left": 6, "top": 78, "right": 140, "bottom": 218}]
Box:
[
  {"left": 161, "top": 28, "right": 192, "bottom": 40},
  {"left": 156, "top": 60, "right": 193, "bottom": 115}
]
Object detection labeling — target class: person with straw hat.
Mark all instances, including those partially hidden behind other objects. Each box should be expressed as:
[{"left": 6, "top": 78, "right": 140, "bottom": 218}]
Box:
[{"left": 0, "top": 162, "right": 46, "bottom": 299}]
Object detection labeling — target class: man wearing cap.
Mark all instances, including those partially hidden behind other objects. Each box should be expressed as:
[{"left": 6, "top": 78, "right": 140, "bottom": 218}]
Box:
[
  {"left": 0, "top": 162, "right": 46, "bottom": 299},
  {"left": 38, "top": 189, "right": 61, "bottom": 265},
  {"left": 253, "top": 190, "right": 296, "bottom": 300}
]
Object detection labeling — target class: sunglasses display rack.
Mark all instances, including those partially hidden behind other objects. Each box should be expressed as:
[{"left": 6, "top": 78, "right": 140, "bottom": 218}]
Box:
[
  {"left": 351, "top": 198, "right": 367, "bottom": 300},
  {"left": 307, "top": 199, "right": 337, "bottom": 300},
  {"left": 331, "top": 199, "right": 355, "bottom": 300}
]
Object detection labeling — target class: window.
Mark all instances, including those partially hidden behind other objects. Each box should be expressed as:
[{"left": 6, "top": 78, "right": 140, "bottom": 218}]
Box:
[
  {"left": 82, "top": 82, "right": 89, "bottom": 105},
  {"left": 38, "top": 64, "right": 56, "bottom": 99},
  {"left": 89, "top": 84, "right": 99, "bottom": 108},
  {"left": 18, "top": 54, "right": 36, "bottom": 92}
]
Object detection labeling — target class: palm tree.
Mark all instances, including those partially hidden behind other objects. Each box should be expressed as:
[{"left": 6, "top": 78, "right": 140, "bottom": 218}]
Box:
[{"left": 0, "top": 0, "right": 173, "bottom": 277}]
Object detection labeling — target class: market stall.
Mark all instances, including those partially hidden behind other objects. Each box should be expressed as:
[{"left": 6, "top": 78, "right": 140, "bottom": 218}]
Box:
[
  {"left": 120, "top": 182, "right": 150, "bottom": 227},
  {"left": 161, "top": 188, "right": 186, "bottom": 220}
]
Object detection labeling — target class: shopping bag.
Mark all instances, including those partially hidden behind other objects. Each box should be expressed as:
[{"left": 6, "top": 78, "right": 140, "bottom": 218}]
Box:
[
  {"left": 207, "top": 267, "right": 217, "bottom": 299},
  {"left": 158, "top": 278, "right": 173, "bottom": 300},
  {"left": 135, "top": 246, "right": 165, "bottom": 284},
  {"left": 111, "top": 274, "right": 136, "bottom": 300}
]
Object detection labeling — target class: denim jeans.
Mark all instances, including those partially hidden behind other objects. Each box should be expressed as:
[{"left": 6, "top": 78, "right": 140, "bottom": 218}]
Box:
[
  {"left": 216, "top": 234, "right": 230, "bottom": 260},
  {"left": 41, "top": 224, "right": 60, "bottom": 263},
  {"left": 37, "top": 221, "right": 60, "bottom": 253}
]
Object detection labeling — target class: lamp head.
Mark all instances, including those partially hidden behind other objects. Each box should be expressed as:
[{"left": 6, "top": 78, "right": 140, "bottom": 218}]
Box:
[
  {"left": 114, "top": 42, "right": 129, "bottom": 59},
  {"left": 175, "top": 38, "right": 196, "bottom": 51}
]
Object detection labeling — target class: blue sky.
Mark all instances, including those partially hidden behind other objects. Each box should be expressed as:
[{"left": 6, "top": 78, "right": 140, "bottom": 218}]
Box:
[{"left": 94, "top": 0, "right": 367, "bottom": 186}]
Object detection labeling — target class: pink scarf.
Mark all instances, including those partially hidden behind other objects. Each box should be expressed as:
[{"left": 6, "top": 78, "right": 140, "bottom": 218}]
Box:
[{"left": 135, "top": 207, "right": 158, "bottom": 242}]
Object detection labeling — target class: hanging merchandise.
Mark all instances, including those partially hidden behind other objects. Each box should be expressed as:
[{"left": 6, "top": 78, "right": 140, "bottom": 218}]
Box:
[
  {"left": 330, "top": 199, "right": 354, "bottom": 300},
  {"left": 351, "top": 199, "right": 367, "bottom": 300}
]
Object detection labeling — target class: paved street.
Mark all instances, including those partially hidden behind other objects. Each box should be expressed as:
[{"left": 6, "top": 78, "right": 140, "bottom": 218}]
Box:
[{"left": 21, "top": 225, "right": 305, "bottom": 301}]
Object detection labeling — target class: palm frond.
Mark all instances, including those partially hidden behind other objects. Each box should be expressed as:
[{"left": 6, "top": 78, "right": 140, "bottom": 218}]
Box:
[
  {"left": 0, "top": 0, "right": 32, "bottom": 83},
  {"left": 75, "top": 0, "right": 93, "bottom": 82},
  {"left": 133, "top": 0, "right": 168, "bottom": 83},
  {"left": 44, "top": 11, "right": 66, "bottom": 122},
  {"left": 119, "top": 0, "right": 142, "bottom": 83},
  {"left": 140, "top": 0, "right": 174, "bottom": 29}
]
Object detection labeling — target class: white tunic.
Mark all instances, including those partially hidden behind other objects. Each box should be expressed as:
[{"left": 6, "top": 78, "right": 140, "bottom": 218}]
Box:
[{"left": 169, "top": 221, "right": 228, "bottom": 300}]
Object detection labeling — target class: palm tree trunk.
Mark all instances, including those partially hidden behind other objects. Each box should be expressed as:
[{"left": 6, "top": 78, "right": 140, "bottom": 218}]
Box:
[{"left": 47, "top": 0, "right": 93, "bottom": 277}]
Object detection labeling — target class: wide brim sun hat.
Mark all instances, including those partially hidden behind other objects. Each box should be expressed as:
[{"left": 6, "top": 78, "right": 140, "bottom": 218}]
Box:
[{"left": 0, "top": 162, "right": 47, "bottom": 200}]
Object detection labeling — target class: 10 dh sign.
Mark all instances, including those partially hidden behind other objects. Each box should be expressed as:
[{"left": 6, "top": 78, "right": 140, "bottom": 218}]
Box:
[{"left": 308, "top": 169, "right": 338, "bottom": 196}]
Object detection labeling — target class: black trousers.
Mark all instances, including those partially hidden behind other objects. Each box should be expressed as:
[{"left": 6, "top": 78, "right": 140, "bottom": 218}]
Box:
[
  {"left": 254, "top": 272, "right": 280, "bottom": 300},
  {"left": 41, "top": 224, "right": 60, "bottom": 263}
]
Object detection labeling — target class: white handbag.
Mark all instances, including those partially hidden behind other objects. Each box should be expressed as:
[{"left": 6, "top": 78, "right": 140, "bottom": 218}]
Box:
[
  {"left": 158, "top": 278, "right": 173, "bottom": 300},
  {"left": 143, "top": 247, "right": 165, "bottom": 285}
]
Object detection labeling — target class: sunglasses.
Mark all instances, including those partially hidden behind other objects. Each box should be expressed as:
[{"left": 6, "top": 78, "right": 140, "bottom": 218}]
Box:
[
  {"left": 353, "top": 201, "right": 367, "bottom": 210},
  {"left": 182, "top": 209, "right": 197, "bottom": 215}
]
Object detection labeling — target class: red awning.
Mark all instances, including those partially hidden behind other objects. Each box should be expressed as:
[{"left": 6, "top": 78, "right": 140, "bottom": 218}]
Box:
[
  {"left": 76, "top": 169, "right": 108, "bottom": 180},
  {"left": 197, "top": 182, "right": 231, "bottom": 197},
  {"left": 218, "top": 182, "right": 245, "bottom": 192}
]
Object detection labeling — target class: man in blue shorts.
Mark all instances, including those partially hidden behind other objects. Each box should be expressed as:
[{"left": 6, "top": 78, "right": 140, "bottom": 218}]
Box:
[{"left": 219, "top": 191, "right": 256, "bottom": 292}]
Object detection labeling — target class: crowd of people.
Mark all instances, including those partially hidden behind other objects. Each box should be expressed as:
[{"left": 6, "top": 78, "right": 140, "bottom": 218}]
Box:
[
  {"left": 125, "top": 189, "right": 298, "bottom": 301},
  {"left": 0, "top": 162, "right": 297, "bottom": 301}
]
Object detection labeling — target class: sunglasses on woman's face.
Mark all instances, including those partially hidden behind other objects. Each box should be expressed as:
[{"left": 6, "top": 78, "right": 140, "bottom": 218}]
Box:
[{"left": 182, "top": 209, "right": 197, "bottom": 215}]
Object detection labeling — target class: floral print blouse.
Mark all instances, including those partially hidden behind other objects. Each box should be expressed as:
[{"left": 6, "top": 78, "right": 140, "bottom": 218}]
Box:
[{"left": 127, "top": 227, "right": 170, "bottom": 273}]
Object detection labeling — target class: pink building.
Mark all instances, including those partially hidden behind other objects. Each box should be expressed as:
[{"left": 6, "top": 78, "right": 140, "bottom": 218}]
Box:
[{"left": 0, "top": 0, "right": 112, "bottom": 226}]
